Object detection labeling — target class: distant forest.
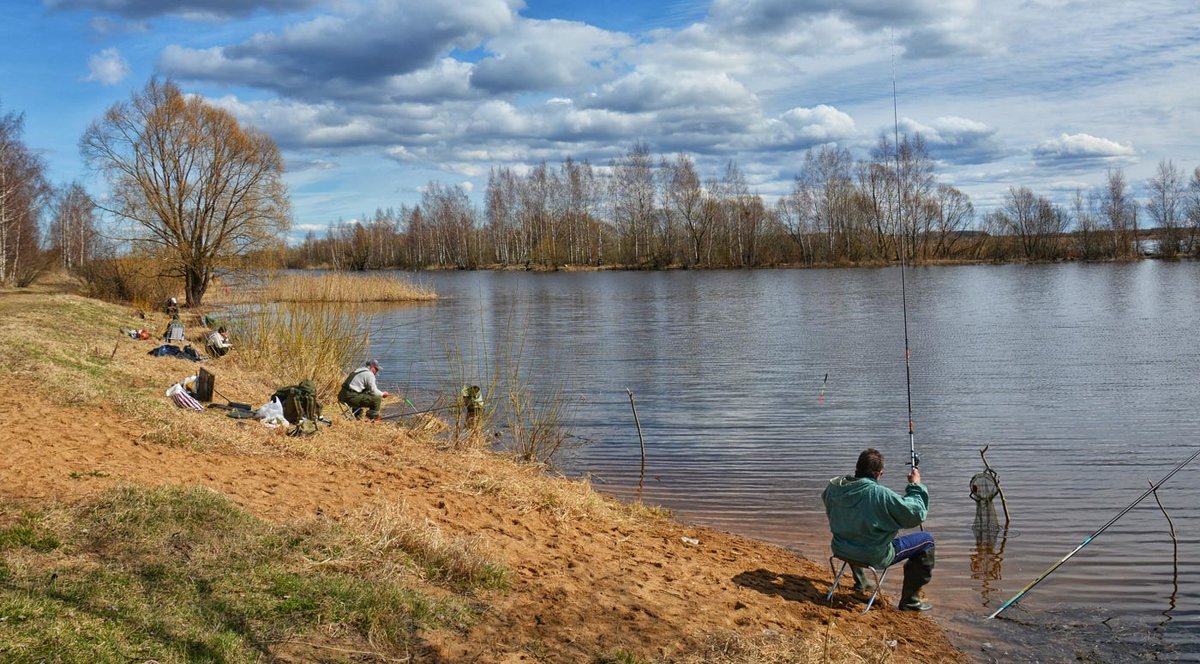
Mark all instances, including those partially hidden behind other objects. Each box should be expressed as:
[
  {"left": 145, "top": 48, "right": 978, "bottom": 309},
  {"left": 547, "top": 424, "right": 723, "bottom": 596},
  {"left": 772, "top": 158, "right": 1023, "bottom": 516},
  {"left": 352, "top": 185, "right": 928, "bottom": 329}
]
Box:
[{"left": 287, "top": 138, "right": 1200, "bottom": 271}]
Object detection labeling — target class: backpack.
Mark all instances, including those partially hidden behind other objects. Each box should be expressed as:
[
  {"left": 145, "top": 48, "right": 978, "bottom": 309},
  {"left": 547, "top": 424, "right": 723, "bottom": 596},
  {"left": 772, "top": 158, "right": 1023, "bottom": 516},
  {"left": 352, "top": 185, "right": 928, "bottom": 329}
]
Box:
[{"left": 271, "top": 379, "right": 322, "bottom": 427}]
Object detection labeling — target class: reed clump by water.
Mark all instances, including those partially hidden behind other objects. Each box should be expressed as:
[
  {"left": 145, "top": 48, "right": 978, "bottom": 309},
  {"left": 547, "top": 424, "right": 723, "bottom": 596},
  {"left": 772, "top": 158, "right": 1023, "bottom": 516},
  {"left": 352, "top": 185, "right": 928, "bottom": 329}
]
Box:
[
  {"left": 228, "top": 302, "right": 367, "bottom": 400},
  {"left": 441, "top": 312, "right": 576, "bottom": 465},
  {"left": 260, "top": 272, "right": 437, "bottom": 303}
]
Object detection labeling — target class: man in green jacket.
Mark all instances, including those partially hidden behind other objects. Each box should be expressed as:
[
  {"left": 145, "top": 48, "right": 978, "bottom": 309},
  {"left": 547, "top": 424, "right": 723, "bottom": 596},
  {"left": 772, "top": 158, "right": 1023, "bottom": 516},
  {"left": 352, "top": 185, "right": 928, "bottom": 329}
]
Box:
[{"left": 822, "top": 447, "right": 935, "bottom": 611}]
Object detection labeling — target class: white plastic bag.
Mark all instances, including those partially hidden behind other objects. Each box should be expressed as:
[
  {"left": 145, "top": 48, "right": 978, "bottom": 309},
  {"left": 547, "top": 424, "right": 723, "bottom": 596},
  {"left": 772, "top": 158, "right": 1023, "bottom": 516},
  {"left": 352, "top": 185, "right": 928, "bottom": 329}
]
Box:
[
  {"left": 256, "top": 397, "right": 289, "bottom": 428},
  {"left": 165, "top": 375, "right": 198, "bottom": 397}
]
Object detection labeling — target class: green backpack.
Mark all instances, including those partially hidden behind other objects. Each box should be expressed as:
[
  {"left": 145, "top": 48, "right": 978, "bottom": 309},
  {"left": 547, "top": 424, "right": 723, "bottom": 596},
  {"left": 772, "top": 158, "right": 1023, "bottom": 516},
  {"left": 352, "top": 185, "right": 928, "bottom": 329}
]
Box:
[{"left": 271, "top": 379, "right": 322, "bottom": 426}]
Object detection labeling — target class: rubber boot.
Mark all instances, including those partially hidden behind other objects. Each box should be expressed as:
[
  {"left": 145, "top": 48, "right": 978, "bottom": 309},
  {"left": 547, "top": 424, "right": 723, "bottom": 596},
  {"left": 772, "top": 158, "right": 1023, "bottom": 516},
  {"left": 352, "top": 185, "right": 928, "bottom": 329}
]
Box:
[
  {"left": 851, "top": 566, "right": 876, "bottom": 592},
  {"left": 898, "top": 547, "right": 935, "bottom": 611}
]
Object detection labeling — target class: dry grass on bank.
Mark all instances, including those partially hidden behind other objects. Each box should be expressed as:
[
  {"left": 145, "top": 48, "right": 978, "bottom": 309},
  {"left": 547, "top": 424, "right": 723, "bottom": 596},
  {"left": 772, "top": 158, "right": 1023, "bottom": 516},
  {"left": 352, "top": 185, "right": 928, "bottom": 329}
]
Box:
[{"left": 229, "top": 272, "right": 438, "bottom": 304}]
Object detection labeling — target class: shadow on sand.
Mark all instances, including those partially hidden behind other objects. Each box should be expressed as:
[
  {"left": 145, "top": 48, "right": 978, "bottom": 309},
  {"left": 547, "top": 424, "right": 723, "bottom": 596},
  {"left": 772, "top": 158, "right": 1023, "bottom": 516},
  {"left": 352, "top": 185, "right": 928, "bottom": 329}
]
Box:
[{"left": 732, "top": 568, "right": 831, "bottom": 605}]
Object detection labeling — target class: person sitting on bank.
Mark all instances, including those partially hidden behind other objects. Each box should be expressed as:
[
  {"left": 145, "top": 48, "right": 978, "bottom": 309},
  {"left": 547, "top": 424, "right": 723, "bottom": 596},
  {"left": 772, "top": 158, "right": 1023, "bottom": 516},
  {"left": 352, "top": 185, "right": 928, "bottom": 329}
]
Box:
[
  {"left": 821, "top": 447, "right": 935, "bottom": 611},
  {"left": 338, "top": 360, "right": 389, "bottom": 420},
  {"left": 205, "top": 326, "right": 233, "bottom": 357}
]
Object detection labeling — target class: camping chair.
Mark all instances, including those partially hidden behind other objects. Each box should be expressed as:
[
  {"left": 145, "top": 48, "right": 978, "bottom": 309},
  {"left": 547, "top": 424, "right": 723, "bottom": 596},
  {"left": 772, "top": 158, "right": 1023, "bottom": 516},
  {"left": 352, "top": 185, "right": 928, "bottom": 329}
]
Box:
[
  {"left": 826, "top": 555, "right": 891, "bottom": 613},
  {"left": 337, "top": 401, "right": 361, "bottom": 421},
  {"left": 164, "top": 316, "right": 186, "bottom": 344}
]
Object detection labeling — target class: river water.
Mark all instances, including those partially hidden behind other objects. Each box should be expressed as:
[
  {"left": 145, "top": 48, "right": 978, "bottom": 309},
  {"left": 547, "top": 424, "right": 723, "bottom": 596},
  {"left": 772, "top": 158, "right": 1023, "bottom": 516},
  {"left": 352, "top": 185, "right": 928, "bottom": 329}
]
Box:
[{"left": 362, "top": 263, "right": 1200, "bottom": 662}]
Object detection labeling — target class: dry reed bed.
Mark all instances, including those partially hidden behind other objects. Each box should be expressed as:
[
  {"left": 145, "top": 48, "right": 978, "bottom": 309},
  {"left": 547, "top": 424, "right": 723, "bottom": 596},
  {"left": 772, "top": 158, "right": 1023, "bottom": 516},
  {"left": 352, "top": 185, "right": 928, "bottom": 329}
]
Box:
[{"left": 218, "top": 271, "right": 437, "bottom": 304}]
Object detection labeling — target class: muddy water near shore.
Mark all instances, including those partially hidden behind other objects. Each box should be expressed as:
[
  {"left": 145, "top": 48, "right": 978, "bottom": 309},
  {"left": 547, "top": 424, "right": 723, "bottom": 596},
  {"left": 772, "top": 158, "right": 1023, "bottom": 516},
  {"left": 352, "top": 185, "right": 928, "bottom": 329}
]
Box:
[{"left": 370, "top": 263, "right": 1200, "bottom": 662}]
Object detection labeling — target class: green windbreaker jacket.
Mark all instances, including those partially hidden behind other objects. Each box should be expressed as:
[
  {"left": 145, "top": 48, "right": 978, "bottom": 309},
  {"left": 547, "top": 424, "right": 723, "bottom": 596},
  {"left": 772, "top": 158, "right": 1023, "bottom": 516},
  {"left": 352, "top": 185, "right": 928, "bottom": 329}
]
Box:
[{"left": 821, "top": 475, "right": 929, "bottom": 569}]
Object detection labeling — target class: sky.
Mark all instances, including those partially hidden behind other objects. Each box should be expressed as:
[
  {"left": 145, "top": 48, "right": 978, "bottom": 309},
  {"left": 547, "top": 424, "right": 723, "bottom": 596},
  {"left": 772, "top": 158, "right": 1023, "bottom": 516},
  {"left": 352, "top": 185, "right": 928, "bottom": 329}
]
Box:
[{"left": 2, "top": 0, "right": 1199, "bottom": 241}]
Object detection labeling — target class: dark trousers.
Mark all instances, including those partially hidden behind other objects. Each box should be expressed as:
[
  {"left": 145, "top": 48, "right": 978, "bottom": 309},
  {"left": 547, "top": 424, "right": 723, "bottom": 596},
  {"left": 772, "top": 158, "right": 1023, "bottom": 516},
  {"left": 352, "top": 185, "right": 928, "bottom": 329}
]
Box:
[
  {"left": 338, "top": 389, "right": 381, "bottom": 419},
  {"left": 893, "top": 532, "right": 935, "bottom": 606}
]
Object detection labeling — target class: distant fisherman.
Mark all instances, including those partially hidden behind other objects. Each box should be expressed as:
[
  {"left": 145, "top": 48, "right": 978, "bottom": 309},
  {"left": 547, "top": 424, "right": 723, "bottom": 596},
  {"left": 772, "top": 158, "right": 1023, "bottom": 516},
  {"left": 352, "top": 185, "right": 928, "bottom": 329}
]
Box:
[
  {"left": 338, "top": 359, "right": 390, "bottom": 420},
  {"left": 205, "top": 326, "right": 233, "bottom": 357},
  {"left": 822, "top": 447, "right": 935, "bottom": 611}
]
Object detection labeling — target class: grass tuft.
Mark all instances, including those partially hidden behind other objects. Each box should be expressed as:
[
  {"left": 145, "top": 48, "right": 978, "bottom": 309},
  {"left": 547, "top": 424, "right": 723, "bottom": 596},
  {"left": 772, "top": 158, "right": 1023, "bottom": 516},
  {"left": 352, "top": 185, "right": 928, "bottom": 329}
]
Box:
[
  {"left": 0, "top": 486, "right": 484, "bottom": 662},
  {"left": 350, "top": 504, "right": 509, "bottom": 591}
]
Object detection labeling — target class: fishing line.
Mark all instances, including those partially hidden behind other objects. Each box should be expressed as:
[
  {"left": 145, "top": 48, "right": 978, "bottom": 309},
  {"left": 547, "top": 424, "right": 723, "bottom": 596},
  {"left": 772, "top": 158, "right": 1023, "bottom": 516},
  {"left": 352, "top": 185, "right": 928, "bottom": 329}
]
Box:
[
  {"left": 891, "top": 32, "right": 918, "bottom": 470},
  {"left": 988, "top": 447, "right": 1200, "bottom": 619}
]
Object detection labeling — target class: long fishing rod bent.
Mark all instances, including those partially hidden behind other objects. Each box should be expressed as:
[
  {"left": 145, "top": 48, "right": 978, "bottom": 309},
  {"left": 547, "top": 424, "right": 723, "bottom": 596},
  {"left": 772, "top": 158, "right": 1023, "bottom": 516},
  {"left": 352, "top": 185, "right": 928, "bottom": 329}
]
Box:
[
  {"left": 891, "top": 33, "right": 918, "bottom": 470},
  {"left": 987, "top": 446, "right": 1200, "bottom": 620}
]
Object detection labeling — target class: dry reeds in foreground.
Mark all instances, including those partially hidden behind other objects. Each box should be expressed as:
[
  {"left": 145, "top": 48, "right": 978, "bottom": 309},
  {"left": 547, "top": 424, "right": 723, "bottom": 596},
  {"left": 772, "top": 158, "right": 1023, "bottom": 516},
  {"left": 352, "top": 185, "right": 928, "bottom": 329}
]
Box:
[
  {"left": 229, "top": 302, "right": 367, "bottom": 400},
  {"left": 261, "top": 272, "right": 437, "bottom": 303}
]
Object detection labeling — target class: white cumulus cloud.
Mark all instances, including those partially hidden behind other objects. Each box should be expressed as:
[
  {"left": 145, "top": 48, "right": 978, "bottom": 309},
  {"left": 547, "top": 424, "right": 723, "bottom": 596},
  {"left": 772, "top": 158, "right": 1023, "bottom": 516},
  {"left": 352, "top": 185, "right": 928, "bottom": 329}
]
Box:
[
  {"left": 1034, "top": 133, "right": 1135, "bottom": 159},
  {"left": 84, "top": 47, "right": 129, "bottom": 85}
]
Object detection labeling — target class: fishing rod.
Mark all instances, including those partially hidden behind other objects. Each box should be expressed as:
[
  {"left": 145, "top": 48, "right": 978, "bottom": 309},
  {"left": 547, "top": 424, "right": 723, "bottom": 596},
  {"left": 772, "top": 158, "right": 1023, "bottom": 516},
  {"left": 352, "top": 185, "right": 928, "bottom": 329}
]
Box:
[
  {"left": 891, "top": 34, "right": 918, "bottom": 471},
  {"left": 987, "top": 446, "right": 1200, "bottom": 620},
  {"left": 378, "top": 403, "right": 459, "bottom": 421}
]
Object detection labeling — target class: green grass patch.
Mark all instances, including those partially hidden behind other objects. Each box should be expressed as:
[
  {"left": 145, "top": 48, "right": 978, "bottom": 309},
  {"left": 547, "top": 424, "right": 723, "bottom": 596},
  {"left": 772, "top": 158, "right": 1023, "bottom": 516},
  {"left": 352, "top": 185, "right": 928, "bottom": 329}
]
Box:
[
  {"left": 594, "top": 649, "right": 649, "bottom": 664},
  {"left": 0, "top": 486, "right": 488, "bottom": 662}
]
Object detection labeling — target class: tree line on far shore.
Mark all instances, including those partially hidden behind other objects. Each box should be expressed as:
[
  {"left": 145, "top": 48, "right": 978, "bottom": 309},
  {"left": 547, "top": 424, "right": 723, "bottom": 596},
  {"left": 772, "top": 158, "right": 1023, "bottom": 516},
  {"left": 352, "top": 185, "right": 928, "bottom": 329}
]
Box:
[
  {"left": 3, "top": 78, "right": 1200, "bottom": 309},
  {"left": 289, "top": 143, "right": 1200, "bottom": 271}
]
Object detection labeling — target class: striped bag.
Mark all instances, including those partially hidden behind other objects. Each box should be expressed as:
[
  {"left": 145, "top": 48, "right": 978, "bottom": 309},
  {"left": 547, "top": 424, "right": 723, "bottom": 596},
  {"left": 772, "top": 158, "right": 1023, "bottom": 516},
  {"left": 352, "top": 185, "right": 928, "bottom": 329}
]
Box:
[{"left": 171, "top": 390, "right": 204, "bottom": 411}]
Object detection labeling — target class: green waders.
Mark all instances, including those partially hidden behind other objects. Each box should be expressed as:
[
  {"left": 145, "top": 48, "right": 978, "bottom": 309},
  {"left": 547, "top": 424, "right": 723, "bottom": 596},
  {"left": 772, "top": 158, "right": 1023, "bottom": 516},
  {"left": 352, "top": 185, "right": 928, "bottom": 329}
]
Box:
[{"left": 898, "top": 547, "right": 935, "bottom": 610}]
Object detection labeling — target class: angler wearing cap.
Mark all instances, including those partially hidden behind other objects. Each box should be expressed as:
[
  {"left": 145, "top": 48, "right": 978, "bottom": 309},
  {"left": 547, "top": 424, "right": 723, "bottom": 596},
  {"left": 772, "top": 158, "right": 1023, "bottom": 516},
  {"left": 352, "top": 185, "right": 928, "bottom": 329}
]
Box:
[
  {"left": 338, "top": 360, "right": 389, "bottom": 420},
  {"left": 822, "top": 447, "right": 936, "bottom": 611}
]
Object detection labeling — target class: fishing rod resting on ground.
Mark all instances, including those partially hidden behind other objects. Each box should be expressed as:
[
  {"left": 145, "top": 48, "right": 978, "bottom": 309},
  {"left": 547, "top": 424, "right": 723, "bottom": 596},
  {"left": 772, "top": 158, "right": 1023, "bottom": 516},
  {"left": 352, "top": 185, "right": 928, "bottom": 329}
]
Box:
[
  {"left": 987, "top": 446, "right": 1200, "bottom": 620},
  {"left": 891, "top": 34, "right": 918, "bottom": 471}
]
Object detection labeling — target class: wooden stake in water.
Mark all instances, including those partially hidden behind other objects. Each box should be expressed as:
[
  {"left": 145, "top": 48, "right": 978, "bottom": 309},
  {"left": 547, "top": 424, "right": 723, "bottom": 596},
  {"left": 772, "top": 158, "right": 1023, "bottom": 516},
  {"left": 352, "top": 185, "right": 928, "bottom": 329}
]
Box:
[{"left": 626, "top": 388, "right": 646, "bottom": 480}]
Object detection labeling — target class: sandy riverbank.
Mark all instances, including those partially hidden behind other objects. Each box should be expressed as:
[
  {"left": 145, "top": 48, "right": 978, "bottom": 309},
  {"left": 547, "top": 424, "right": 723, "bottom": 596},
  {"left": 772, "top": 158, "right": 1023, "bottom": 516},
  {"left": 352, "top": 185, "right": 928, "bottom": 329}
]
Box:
[{"left": 0, "top": 280, "right": 965, "bottom": 662}]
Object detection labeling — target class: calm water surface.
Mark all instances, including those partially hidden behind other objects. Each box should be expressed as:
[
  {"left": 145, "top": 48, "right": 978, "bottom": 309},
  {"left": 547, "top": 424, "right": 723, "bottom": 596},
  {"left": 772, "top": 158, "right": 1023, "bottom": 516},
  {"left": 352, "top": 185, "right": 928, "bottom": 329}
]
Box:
[{"left": 364, "top": 263, "right": 1200, "bottom": 662}]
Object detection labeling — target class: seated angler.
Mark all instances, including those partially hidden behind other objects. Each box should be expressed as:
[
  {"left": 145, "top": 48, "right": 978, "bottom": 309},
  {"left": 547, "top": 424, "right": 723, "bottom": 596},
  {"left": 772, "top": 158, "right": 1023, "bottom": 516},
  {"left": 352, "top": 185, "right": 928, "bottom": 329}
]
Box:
[
  {"left": 822, "top": 447, "right": 935, "bottom": 611},
  {"left": 205, "top": 326, "right": 233, "bottom": 357},
  {"left": 338, "top": 359, "right": 389, "bottom": 420}
]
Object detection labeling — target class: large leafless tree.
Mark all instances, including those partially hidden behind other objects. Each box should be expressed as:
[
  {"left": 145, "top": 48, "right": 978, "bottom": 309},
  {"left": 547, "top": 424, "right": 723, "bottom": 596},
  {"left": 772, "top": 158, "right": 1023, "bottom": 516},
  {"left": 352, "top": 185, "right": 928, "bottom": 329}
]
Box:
[{"left": 80, "top": 79, "right": 290, "bottom": 306}]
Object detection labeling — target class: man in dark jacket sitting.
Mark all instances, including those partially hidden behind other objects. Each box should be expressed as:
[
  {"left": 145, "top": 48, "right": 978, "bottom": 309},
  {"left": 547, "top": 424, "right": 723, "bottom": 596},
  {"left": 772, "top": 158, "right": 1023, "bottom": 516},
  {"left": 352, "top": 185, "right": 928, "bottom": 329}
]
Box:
[{"left": 821, "top": 447, "right": 935, "bottom": 611}]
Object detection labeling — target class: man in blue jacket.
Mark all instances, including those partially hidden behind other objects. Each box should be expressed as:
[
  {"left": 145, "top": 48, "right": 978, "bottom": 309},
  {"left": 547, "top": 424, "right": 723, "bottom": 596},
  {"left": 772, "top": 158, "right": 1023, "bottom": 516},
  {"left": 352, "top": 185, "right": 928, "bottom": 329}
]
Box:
[{"left": 822, "top": 448, "right": 935, "bottom": 611}]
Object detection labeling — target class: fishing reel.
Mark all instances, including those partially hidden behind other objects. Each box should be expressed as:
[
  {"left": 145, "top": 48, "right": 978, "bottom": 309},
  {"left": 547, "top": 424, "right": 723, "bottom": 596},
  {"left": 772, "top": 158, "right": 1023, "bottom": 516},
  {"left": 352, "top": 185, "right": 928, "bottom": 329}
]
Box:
[{"left": 909, "top": 451, "right": 921, "bottom": 468}]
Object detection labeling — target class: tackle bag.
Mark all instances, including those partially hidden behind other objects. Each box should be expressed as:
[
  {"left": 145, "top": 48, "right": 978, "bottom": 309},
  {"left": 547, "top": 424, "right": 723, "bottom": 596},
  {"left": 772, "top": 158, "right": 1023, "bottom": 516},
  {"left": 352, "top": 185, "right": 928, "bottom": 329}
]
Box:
[{"left": 271, "top": 379, "right": 322, "bottom": 426}]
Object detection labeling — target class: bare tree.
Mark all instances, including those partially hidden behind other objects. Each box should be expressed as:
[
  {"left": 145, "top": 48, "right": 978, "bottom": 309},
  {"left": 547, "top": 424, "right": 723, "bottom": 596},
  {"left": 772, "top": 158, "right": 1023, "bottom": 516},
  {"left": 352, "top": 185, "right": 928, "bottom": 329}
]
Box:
[
  {"left": 986, "top": 186, "right": 1066, "bottom": 260},
  {"left": 663, "top": 154, "right": 710, "bottom": 266},
  {"left": 1099, "top": 168, "right": 1138, "bottom": 259},
  {"left": 1187, "top": 166, "right": 1200, "bottom": 256},
  {"left": 929, "top": 184, "right": 975, "bottom": 258},
  {"left": 422, "top": 182, "right": 477, "bottom": 269},
  {"left": 777, "top": 179, "right": 816, "bottom": 265},
  {"left": 1146, "top": 159, "right": 1185, "bottom": 257},
  {"left": 0, "top": 106, "right": 51, "bottom": 286},
  {"left": 80, "top": 79, "right": 290, "bottom": 306},
  {"left": 609, "top": 142, "right": 656, "bottom": 265},
  {"left": 1070, "top": 188, "right": 1106, "bottom": 260},
  {"left": 50, "top": 181, "right": 97, "bottom": 270}
]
